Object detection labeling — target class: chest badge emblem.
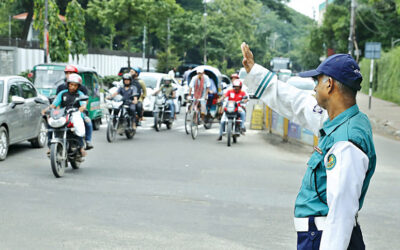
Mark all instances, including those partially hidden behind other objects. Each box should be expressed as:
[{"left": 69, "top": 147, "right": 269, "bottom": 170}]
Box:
[{"left": 326, "top": 154, "right": 336, "bottom": 170}]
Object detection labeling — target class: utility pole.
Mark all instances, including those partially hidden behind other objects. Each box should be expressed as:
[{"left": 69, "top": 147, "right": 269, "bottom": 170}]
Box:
[
  {"left": 167, "top": 18, "right": 170, "bottom": 71},
  {"left": 8, "top": 15, "right": 11, "bottom": 46},
  {"left": 203, "top": 2, "right": 207, "bottom": 65},
  {"left": 348, "top": 0, "right": 356, "bottom": 56},
  {"left": 44, "top": 0, "right": 48, "bottom": 63},
  {"left": 142, "top": 26, "right": 146, "bottom": 70}
]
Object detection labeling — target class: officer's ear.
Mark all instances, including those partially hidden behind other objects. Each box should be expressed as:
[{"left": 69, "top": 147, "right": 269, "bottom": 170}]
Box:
[{"left": 327, "top": 77, "right": 334, "bottom": 94}]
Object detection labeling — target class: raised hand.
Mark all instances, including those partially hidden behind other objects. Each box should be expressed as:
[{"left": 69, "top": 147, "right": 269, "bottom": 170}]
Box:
[{"left": 241, "top": 42, "right": 255, "bottom": 73}]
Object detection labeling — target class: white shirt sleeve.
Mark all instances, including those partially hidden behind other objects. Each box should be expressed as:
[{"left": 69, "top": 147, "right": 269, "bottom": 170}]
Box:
[
  {"left": 244, "top": 64, "right": 328, "bottom": 135},
  {"left": 189, "top": 76, "right": 196, "bottom": 89},
  {"left": 320, "top": 141, "right": 369, "bottom": 250},
  {"left": 205, "top": 75, "right": 211, "bottom": 88}
]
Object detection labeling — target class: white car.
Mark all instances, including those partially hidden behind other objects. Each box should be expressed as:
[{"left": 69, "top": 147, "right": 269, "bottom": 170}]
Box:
[
  {"left": 140, "top": 72, "right": 184, "bottom": 115},
  {"left": 286, "top": 76, "right": 316, "bottom": 95}
]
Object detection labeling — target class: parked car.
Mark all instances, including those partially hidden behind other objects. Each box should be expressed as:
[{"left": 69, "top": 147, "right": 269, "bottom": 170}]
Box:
[
  {"left": 0, "top": 76, "right": 49, "bottom": 161},
  {"left": 140, "top": 72, "right": 184, "bottom": 115},
  {"left": 31, "top": 63, "right": 103, "bottom": 130}
]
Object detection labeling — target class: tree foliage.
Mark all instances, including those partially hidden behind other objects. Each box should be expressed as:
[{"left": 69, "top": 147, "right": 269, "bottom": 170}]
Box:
[
  {"left": 33, "top": 0, "right": 69, "bottom": 62},
  {"left": 66, "top": 0, "right": 87, "bottom": 61}
]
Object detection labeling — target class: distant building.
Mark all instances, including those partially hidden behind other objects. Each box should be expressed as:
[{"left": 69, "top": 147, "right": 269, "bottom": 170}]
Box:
[{"left": 318, "top": 0, "right": 334, "bottom": 25}]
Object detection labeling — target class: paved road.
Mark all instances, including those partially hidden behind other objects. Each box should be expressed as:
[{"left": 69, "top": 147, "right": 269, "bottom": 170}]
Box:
[{"left": 0, "top": 111, "right": 399, "bottom": 249}]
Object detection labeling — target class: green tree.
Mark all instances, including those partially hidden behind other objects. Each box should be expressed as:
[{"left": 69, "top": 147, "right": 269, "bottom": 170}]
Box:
[
  {"left": 33, "top": 0, "right": 69, "bottom": 62},
  {"left": 66, "top": 0, "right": 87, "bottom": 62}
]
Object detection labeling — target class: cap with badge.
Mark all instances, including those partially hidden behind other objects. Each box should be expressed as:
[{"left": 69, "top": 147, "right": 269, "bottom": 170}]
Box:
[{"left": 299, "top": 54, "right": 363, "bottom": 91}]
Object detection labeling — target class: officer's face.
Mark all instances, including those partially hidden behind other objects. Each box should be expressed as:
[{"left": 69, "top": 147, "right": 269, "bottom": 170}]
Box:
[
  {"left": 68, "top": 82, "right": 79, "bottom": 92},
  {"left": 314, "top": 75, "right": 331, "bottom": 108}
]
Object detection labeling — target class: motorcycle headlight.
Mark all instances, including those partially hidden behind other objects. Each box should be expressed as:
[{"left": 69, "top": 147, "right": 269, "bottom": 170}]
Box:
[
  {"left": 227, "top": 103, "right": 235, "bottom": 113},
  {"left": 48, "top": 117, "right": 66, "bottom": 128}
]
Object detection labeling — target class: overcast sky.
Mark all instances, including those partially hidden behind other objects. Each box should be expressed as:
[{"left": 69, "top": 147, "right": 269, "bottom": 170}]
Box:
[{"left": 286, "top": 0, "right": 324, "bottom": 20}]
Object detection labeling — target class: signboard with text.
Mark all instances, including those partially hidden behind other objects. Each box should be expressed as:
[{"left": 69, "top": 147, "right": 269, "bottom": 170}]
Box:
[{"left": 365, "top": 42, "right": 381, "bottom": 59}]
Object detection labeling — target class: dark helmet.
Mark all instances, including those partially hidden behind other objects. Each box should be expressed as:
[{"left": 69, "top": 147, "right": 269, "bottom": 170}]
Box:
[
  {"left": 122, "top": 73, "right": 132, "bottom": 81},
  {"left": 122, "top": 73, "right": 132, "bottom": 85},
  {"left": 131, "top": 66, "right": 141, "bottom": 76}
]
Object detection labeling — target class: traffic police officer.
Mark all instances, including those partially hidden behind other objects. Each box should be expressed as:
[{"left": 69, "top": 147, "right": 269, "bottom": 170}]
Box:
[{"left": 241, "top": 42, "right": 376, "bottom": 250}]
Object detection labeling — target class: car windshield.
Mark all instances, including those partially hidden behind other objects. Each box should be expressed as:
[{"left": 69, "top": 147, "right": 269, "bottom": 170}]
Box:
[
  {"left": 140, "top": 75, "right": 158, "bottom": 89},
  {"left": 0, "top": 80, "right": 3, "bottom": 102},
  {"left": 33, "top": 69, "right": 65, "bottom": 88}
]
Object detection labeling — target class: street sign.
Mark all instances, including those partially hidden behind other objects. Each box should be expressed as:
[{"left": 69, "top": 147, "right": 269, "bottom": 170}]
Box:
[{"left": 365, "top": 42, "right": 381, "bottom": 59}]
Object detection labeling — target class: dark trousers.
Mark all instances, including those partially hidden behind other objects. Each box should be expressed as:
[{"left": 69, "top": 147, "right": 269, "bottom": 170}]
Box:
[
  {"left": 297, "top": 216, "right": 365, "bottom": 250},
  {"left": 128, "top": 104, "right": 136, "bottom": 123},
  {"left": 136, "top": 101, "right": 143, "bottom": 118}
]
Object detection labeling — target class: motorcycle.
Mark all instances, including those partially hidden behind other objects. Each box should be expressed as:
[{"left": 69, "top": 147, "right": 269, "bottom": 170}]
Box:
[
  {"left": 47, "top": 96, "right": 88, "bottom": 178},
  {"left": 222, "top": 100, "right": 246, "bottom": 147},
  {"left": 153, "top": 92, "right": 174, "bottom": 131},
  {"left": 106, "top": 95, "right": 136, "bottom": 142}
]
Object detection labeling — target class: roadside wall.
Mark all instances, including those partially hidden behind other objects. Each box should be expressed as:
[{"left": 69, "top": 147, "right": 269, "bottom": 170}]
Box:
[
  {"left": 267, "top": 106, "right": 317, "bottom": 146},
  {"left": 0, "top": 46, "right": 157, "bottom": 76}
]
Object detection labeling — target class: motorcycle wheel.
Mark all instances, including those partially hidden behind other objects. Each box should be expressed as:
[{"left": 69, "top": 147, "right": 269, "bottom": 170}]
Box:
[
  {"left": 233, "top": 135, "right": 237, "bottom": 143},
  {"left": 154, "top": 112, "right": 161, "bottom": 132},
  {"left": 50, "top": 143, "right": 66, "bottom": 178},
  {"left": 204, "top": 115, "right": 212, "bottom": 129},
  {"left": 191, "top": 111, "right": 198, "bottom": 140},
  {"left": 70, "top": 158, "right": 81, "bottom": 169},
  {"left": 166, "top": 121, "right": 172, "bottom": 129},
  {"left": 184, "top": 110, "right": 191, "bottom": 135},
  {"left": 106, "top": 119, "right": 116, "bottom": 143},
  {"left": 125, "top": 129, "right": 135, "bottom": 139},
  {"left": 227, "top": 120, "right": 233, "bottom": 147}
]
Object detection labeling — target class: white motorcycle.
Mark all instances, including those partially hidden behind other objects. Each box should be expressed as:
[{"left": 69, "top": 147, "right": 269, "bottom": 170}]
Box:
[{"left": 47, "top": 96, "right": 88, "bottom": 178}]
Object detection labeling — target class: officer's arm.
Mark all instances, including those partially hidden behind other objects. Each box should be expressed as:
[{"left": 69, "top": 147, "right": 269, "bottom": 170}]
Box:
[
  {"left": 320, "top": 141, "right": 369, "bottom": 250},
  {"left": 245, "top": 64, "right": 327, "bottom": 135}
]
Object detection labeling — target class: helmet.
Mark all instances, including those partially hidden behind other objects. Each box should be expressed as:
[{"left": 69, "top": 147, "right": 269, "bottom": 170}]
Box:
[
  {"left": 131, "top": 66, "right": 141, "bottom": 76},
  {"left": 67, "top": 73, "right": 82, "bottom": 85},
  {"left": 232, "top": 79, "right": 243, "bottom": 88},
  {"left": 163, "top": 76, "right": 173, "bottom": 85},
  {"left": 122, "top": 73, "right": 132, "bottom": 81},
  {"left": 64, "top": 65, "right": 78, "bottom": 73},
  {"left": 230, "top": 73, "right": 239, "bottom": 79}
]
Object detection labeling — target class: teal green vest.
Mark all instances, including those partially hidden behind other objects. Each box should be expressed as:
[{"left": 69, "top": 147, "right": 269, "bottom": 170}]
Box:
[{"left": 294, "top": 104, "right": 376, "bottom": 217}]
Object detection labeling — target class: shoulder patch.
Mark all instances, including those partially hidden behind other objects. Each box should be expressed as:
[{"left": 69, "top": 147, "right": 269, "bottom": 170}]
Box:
[{"left": 326, "top": 154, "right": 336, "bottom": 170}]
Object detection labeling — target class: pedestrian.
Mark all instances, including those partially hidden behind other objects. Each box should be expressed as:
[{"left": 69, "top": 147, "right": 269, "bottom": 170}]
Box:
[
  {"left": 183, "top": 66, "right": 193, "bottom": 84},
  {"left": 168, "top": 67, "right": 177, "bottom": 79},
  {"left": 241, "top": 42, "right": 376, "bottom": 250}
]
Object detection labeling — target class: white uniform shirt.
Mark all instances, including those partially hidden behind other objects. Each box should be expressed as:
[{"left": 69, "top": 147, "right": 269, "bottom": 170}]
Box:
[{"left": 246, "top": 64, "right": 370, "bottom": 250}]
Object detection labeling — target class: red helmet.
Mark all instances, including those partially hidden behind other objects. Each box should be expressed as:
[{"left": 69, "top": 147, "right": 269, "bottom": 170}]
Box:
[
  {"left": 67, "top": 73, "right": 82, "bottom": 85},
  {"left": 64, "top": 65, "right": 78, "bottom": 73},
  {"left": 230, "top": 73, "right": 239, "bottom": 79},
  {"left": 232, "top": 79, "right": 243, "bottom": 88}
]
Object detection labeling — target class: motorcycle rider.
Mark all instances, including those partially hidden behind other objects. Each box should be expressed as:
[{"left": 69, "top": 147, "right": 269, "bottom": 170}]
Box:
[
  {"left": 107, "top": 73, "right": 139, "bottom": 130},
  {"left": 56, "top": 65, "right": 93, "bottom": 150},
  {"left": 42, "top": 73, "right": 88, "bottom": 156},
  {"left": 217, "top": 79, "right": 248, "bottom": 141},
  {"left": 188, "top": 67, "right": 211, "bottom": 121},
  {"left": 130, "top": 67, "right": 147, "bottom": 124},
  {"left": 153, "top": 76, "right": 176, "bottom": 121}
]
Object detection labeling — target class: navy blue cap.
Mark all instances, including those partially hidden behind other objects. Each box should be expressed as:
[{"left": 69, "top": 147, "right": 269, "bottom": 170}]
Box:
[{"left": 299, "top": 54, "right": 363, "bottom": 91}]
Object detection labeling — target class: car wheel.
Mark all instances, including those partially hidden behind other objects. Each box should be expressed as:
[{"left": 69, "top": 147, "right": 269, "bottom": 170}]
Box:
[
  {"left": 31, "top": 119, "right": 47, "bottom": 148},
  {"left": 0, "top": 126, "right": 9, "bottom": 161},
  {"left": 92, "top": 118, "right": 101, "bottom": 131}
]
